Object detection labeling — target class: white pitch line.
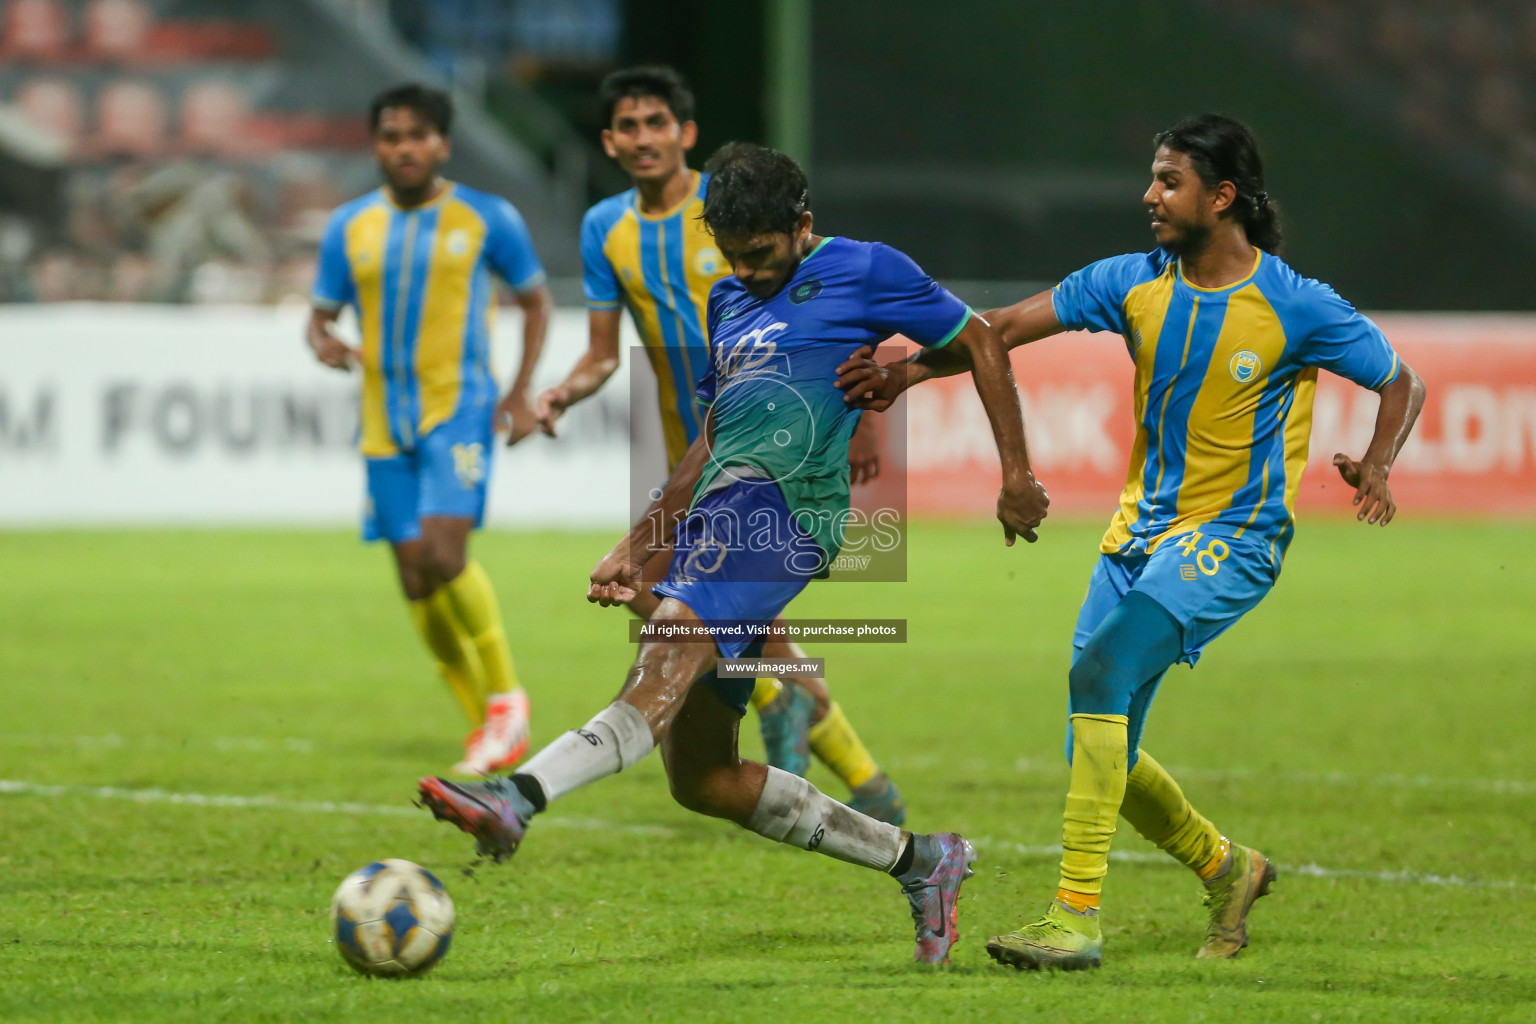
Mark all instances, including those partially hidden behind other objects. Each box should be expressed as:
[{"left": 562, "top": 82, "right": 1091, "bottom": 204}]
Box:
[
  {"left": 1, "top": 778, "right": 1521, "bottom": 891},
  {"left": 0, "top": 733, "right": 317, "bottom": 754},
  {"left": 7, "top": 737, "right": 1535, "bottom": 799},
  {"left": 971, "top": 837, "right": 1535, "bottom": 892},
  {"left": 0, "top": 779, "right": 675, "bottom": 838}
]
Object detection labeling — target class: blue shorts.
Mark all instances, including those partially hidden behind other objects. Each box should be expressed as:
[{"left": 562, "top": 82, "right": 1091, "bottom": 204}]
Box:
[
  {"left": 363, "top": 420, "right": 493, "bottom": 544},
  {"left": 1074, "top": 532, "right": 1275, "bottom": 666},
  {"left": 652, "top": 478, "right": 822, "bottom": 661}
]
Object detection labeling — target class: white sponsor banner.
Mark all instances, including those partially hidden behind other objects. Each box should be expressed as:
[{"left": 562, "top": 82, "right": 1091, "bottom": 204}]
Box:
[{"left": 0, "top": 304, "right": 667, "bottom": 527}]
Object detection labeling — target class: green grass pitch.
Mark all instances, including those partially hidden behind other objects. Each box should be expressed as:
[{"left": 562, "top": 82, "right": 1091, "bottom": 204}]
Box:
[{"left": 1, "top": 520, "right": 1533, "bottom": 1022}]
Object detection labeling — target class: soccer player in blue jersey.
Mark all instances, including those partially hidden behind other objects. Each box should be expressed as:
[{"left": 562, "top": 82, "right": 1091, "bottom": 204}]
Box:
[
  {"left": 418, "top": 142, "right": 1051, "bottom": 964},
  {"left": 307, "top": 84, "right": 552, "bottom": 775},
  {"left": 835, "top": 114, "right": 1426, "bottom": 969},
  {"left": 532, "top": 66, "right": 906, "bottom": 823}
]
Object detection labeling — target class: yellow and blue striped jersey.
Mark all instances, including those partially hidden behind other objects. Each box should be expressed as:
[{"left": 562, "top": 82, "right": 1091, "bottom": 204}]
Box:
[
  {"left": 581, "top": 170, "right": 727, "bottom": 469},
  {"left": 1053, "top": 247, "right": 1400, "bottom": 568},
  {"left": 313, "top": 182, "right": 545, "bottom": 458}
]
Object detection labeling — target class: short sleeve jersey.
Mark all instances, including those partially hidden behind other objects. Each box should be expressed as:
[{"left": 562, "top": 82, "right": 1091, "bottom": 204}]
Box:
[
  {"left": 698, "top": 236, "right": 970, "bottom": 561},
  {"left": 580, "top": 171, "right": 727, "bottom": 470},
  {"left": 312, "top": 182, "right": 544, "bottom": 457},
  {"left": 1051, "top": 247, "right": 1400, "bottom": 566}
]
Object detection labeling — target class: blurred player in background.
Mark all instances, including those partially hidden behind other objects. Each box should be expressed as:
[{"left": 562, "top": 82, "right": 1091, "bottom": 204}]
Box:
[
  {"left": 533, "top": 66, "right": 906, "bottom": 822},
  {"left": 307, "top": 84, "right": 553, "bottom": 775},
  {"left": 419, "top": 142, "right": 1049, "bottom": 964},
  {"left": 836, "top": 114, "right": 1426, "bottom": 970}
]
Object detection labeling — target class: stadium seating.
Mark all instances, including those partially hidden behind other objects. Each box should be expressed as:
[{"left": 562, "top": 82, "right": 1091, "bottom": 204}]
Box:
[{"left": 1235, "top": 0, "right": 1536, "bottom": 211}]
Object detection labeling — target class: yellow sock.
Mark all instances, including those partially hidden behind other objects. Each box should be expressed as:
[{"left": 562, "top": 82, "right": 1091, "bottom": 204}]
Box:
[
  {"left": 1121, "top": 749, "right": 1229, "bottom": 879},
  {"left": 407, "top": 594, "right": 484, "bottom": 724},
  {"left": 749, "top": 677, "right": 783, "bottom": 710},
  {"left": 1058, "top": 713, "right": 1130, "bottom": 899},
  {"left": 806, "top": 702, "right": 879, "bottom": 789},
  {"left": 440, "top": 561, "right": 521, "bottom": 702}
]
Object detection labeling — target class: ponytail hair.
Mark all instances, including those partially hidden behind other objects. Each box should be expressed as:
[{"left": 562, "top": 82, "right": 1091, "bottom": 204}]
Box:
[{"left": 1153, "top": 114, "right": 1283, "bottom": 254}]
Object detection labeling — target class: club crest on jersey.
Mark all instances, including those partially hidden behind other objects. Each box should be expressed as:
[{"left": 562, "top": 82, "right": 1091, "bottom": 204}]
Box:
[
  {"left": 694, "top": 246, "right": 723, "bottom": 277},
  {"left": 1229, "top": 350, "right": 1262, "bottom": 383},
  {"left": 789, "top": 280, "right": 822, "bottom": 304},
  {"left": 445, "top": 229, "right": 471, "bottom": 256}
]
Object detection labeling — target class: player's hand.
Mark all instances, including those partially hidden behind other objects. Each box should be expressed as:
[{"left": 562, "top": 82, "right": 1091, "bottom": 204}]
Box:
[
  {"left": 1333, "top": 453, "right": 1396, "bottom": 525},
  {"left": 588, "top": 550, "right": 643, "bottom": 607},
  {"left": 835, "top": 346, "right": 906, "bottom": 412},
  {"left": 310, "top": 333, "right": 359, "bottom": 372},
  {"left": 496, "top": 389, "right": 537, "bottom": 447},
  {"left": 534, "top": 385, "right": 569, "bottom": 437},
  {"left": 848, "top": 415, "right": 881, "bottom": 485},
  {"left": 997, "top": 473, "right": 1050, "bottom": 545}
]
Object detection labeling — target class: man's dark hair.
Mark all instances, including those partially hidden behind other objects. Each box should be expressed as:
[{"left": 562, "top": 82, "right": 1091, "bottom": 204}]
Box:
[
  {"left": 1153, "top": 114, "right": 1282, "bottom": 254},
  {"left": 599, "top": 65, "right": 695, "bottom": 127},
  {"left": 701, "top": 142, "right": 809, "bottom": 238},
  {"left": 369, "top": 83, "right": 453, "bottom": 136}
]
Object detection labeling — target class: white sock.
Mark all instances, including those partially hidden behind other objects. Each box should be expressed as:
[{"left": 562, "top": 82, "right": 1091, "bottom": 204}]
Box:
[
  {"left": 517, "top": 701, "right": 653, "bottom": 805},
  {"left": 744, "top": 766, "right": 904, "bottom": 871}
]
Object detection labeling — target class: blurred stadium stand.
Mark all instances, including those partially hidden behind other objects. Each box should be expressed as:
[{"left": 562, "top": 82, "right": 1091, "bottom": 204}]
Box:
[
  {"left": 2, "top": 0, "right": 1534, "bottom": 310},
  {"left": 0, "top": 0, "right": 584, "bottom": 303},
  {"left": 811, "top": 0, "right": 1536, "bottom": 311},
  {"left": 1225, "top": 1, "right": 1536, "bottom": 219}
]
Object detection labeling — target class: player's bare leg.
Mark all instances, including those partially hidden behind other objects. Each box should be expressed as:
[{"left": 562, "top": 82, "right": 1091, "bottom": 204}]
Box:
[
  {"left": 625, "top": 547, "right": 901, "bottom": 819},
  {"left": 418, "top": 596, "right": 710, "bottom": 860},
  {"left": 416, "top": 598, "right": 972, "bottom": 962},
  {"left": 659, "top": 646, "right": 971, "bottom": 963}
]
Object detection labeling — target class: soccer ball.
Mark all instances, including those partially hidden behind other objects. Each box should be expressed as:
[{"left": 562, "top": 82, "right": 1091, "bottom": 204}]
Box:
[{"left": 330, "top": 858, "right": 455, "bottom": 977}]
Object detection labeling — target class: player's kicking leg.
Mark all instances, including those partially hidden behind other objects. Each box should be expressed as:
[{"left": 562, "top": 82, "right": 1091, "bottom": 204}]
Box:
[
  {"left": 417, "top": 597, "right": 972, "bottom": 964},
  {"left": 624, "top": 550, "right": 905, "bottom": 823}
]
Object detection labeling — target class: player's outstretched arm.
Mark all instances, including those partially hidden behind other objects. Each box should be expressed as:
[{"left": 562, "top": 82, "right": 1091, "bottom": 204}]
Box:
[
  {"left": 946, "top": 315, "right": 1050, "bottom": 544},
  {"left": 536, "top": 307, "right": 624, "bottom": 437},
  {"left": 588, "top": 418, "right": 714, "bottom": 606},
  {"left": 305, "top": 307, "right": 359, "bottom": 371},
  {"left": 1333, "top": 360, "right": 1425, "bottom": 526},
  {"left": 836, "top": 288, "right": 1064, "bottom": 411},
  {"left": 497, "top": 284, "right": 554, "bottom": 446}
]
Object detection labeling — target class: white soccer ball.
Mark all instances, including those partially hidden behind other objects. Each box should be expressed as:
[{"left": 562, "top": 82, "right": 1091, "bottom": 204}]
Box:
[{"left": 330, "top": 858, "right": 455, "bottom": 977}]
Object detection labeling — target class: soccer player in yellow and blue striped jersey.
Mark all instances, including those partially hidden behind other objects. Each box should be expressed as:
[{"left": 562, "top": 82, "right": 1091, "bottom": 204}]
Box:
[
  {"left": 307, "top": 84, "right": 552, "bottom": 776},
  {"left": 836, "top": 114, "right": 1426, "bottom": 968},
  {"left": 533, "top": 67, "right": 904, "bottom": 823}
]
